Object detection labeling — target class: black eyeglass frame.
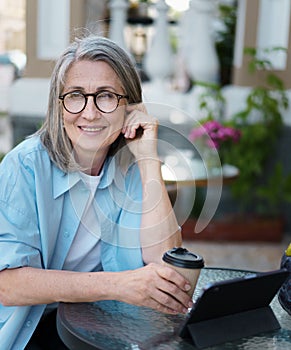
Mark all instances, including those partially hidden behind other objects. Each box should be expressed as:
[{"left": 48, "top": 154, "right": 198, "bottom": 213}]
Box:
[{"left": 59, "top": 90, "right": 129, "bottom": 114}]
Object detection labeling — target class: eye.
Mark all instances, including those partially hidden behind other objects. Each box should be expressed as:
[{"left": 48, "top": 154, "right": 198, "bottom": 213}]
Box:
[
  {"left": 97, "top": 91, "right": 116, "bottom": 100},
  {"left": 66, "top": 91, "right": 84, "bottom": 101}
]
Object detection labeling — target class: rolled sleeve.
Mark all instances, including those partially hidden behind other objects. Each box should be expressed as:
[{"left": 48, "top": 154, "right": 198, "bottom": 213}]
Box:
[
  {"left": 0, "top": 151, "right": 43, "bottom": 271},
  {"left": 0, "top": 202, "right": 42, "bottom": 271},
  {"left": 0, "top": 242, "right": 42, "bottom": 271}
]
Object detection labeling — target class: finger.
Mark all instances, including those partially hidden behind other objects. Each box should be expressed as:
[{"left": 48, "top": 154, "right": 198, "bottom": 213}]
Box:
[
  {"left": 123, "top": 119, "right": 153, "bottom": 140},
  {"left": 147, "top": 264, "right": 193, "bottom": 311},
  {"left": 146, "top": 297, "right": 180, "bottom": 315},
  {"left": 157, "top": 265, "right": 192, "bottom": 293},
  {"left": 151, "top": 288, "right": 189, "bottom": 314},
  {"left": 124, "top": 122, "right": 143, "bottom": 139},
  {"left": 156, "top": 277, "right": 193, "bottom": 310},
  {"left": 140, "top": 292, "right": 181, "bottom": 315},
  {"left": 125, "top": 107, "right": 156, "bottom": 129},
  {"left": 122, "top": 110, "right": 142, "bottom": 136}
]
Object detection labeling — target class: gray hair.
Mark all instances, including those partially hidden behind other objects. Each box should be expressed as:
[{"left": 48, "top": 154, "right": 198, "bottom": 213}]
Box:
[{"left": 38, "top": 35, "right": 142, "bottom": 172}]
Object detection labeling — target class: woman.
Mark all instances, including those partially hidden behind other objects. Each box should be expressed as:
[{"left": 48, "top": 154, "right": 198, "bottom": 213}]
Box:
[{"left": 0, "top": 36, "right": 193, "bottom": 349}]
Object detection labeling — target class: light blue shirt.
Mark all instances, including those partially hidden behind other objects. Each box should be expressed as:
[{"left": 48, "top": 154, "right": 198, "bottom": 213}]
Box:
[{"left": 0, "top": 136, "right": 144, "bottom": 349}]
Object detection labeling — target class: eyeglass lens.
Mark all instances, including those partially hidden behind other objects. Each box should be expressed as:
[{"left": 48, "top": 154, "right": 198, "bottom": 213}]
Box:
[{"left": 63, "top": 91, "right": 121, "bottom": 114}]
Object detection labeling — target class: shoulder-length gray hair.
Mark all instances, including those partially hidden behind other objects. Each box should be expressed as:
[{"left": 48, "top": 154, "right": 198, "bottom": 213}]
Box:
[{"left": 38, "top": 35, "right": 142, "bottom": 172}]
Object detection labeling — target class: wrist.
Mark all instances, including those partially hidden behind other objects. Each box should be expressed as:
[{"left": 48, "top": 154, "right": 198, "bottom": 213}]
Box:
[
  {"left": 136, "top": 157, "right": 162, "bottom": 178},
  {"left": 92, "top": 272, "right": 123, "bottom": 301},
  {"left": 100, "top": 270, "right": 133, "bottom": 304}
]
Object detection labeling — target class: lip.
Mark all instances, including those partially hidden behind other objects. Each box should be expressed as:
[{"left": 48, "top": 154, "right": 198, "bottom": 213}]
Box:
[{"left": 78, "top": 125, "right": 106, "bottom": 133}]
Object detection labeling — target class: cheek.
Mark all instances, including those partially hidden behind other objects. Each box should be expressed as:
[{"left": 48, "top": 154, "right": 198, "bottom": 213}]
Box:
[
  {"left": 63, "top": 113, "right": 77, "bottom": 128},
  {"left": 105, "top": 114, "right": 125, "bottom": 143},
  {"left": 62, "top": 114, "right": 79, "bottom": 140},
  {"left": 114, "top": 117, "right": 125, "bottom": 131},
  {"left": 104, "top": 111, "right": 123, "bottom": 134},
  {"left": 111, "top": 107, "right": 126, "bottom": 129}
]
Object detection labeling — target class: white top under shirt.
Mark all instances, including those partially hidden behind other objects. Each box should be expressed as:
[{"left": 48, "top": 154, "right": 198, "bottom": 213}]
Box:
[{"left": 63, "top": 171, "right": 103, "bottom": 272}]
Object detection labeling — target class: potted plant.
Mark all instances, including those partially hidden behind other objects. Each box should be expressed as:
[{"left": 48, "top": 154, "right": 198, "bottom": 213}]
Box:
[
  {"left": 128, "top": 0, "right": 152, "bottom": 18},
  {"left": 182, "top": 47, "right": 291, "bottom": 241},
  {"left": 188, "top": 118, "right": 241, "bottom": 174},
  {"left": 215, "top": 0, "right": 238, "bottom": 86}
]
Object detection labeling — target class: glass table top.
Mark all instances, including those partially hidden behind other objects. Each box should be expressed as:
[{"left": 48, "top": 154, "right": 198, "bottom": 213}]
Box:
[{"left": 57, "top": 268, "right": 291, "bottom": 349}]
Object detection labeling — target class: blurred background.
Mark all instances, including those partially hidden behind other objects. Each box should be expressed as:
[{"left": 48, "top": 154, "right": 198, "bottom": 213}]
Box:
[{"left": 0, "top": 0, "right": 291, "bottom": 271}]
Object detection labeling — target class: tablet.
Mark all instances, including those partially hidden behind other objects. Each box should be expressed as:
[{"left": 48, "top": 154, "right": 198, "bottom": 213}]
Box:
[{"left": 179, "top": 268, "right": 289, "bottom": 341}]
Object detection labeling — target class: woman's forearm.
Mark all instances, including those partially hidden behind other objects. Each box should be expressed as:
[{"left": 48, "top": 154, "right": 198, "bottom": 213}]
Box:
[
  {"left": 0, "top": 265, "right": 192, "bottom": 314},
  {"left": 0, "top": 267, "right": 121, "bottom": 306},
  {"left": 138, "top": 158, "right": 182, "bottom": 264}
]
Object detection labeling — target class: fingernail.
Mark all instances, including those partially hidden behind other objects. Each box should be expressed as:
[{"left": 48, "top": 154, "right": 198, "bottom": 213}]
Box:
[
  {"left": 188, "top": 301, "right": 193, "bottom": 308},
  {"left": 185, "top": 283, "right": 191, "bottom": 291}
]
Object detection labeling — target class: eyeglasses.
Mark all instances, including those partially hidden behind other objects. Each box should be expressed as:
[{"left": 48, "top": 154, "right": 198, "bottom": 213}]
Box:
[{"left": 59, "top": 90, "right": 129, "bottom": 114}]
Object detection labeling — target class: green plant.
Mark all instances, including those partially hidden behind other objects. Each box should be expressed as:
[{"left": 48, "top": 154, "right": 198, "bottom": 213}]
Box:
[
  {"left": 215, "top": 1, "right": 237, "bottom": 85},
  {"left": 195, "top": 81, "right": 226, "bottom": 121},
  {"left": 223, "top": 47, "right": 289, "bottom": 215},
  {"left": 194, "top": 47, "right": 290, "bottom": 216},
  {"left": 256, "top": 164, "right": 291, "bottom": 215}
]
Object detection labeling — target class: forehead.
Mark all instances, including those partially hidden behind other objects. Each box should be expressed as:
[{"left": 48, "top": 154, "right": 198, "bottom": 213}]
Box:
[{"left": 64, "top": 60, "right": 123, "bottom": 89}]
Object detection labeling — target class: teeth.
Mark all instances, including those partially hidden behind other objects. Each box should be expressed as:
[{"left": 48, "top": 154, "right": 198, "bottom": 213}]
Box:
[{"left": 81, "top": 127, "right": 104, "bottom": 132}]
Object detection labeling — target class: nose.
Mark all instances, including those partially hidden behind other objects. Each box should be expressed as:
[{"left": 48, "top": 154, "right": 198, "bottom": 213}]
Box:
[{"left": 82, "top": 96, "right": 101, "bottom": 120}]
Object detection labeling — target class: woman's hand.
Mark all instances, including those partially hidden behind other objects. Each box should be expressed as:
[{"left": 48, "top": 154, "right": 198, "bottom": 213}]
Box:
[
  {"left": 0, "top": 265, "right": 191, "bottom": 312},
  {"left": 122, "top": 103, "right": 159, "bottom": 160},
  {"left": 116, "top": 263, "right": 193, "bottom": 314}
]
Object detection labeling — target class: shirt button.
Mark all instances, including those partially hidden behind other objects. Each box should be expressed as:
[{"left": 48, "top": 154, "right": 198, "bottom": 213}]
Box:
[
  {"left": 63, "top": 231, "right": 70, "bottom": 238},
  {"left": 26, "top": 320, "right": 32, "bottom": 327}
]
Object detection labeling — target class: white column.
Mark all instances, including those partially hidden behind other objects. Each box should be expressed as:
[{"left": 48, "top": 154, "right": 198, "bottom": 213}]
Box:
[
  {"left": 143, "top": 0, "right": 174, "bottom": 83},
  {"left": 257, "top": 0, "right": 290, "bottom": 70},
  {"left": 109, "top": 0, "right": 128, "bottom": 52},
  {"left": 37, "top": 0, "right": 70, "bottom": 60},
  {"left": 180, "top": 0, "right": 219, "bottom": 84},
  {"left": 233, "top": 0, "right": 246, "bottom": 70}
]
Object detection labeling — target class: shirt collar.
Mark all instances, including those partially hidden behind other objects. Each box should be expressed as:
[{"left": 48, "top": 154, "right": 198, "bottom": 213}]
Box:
[{"left": 52, "top": 156, "right": 117, "bottom": 199}]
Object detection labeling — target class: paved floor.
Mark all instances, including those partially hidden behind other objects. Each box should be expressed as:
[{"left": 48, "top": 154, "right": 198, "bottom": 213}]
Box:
[{"left": 183, "top": 236, "right": 290, "bottom": 272}]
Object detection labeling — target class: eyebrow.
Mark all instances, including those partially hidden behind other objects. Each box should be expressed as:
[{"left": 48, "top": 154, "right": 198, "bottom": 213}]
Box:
[{"left": 64, "top": 85, "right": 119, "bottom": 92}]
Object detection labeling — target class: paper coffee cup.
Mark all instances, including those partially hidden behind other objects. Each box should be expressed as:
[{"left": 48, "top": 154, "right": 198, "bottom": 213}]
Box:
[{"left": 162, "top": 247, "right": 204, "bottom": 297}]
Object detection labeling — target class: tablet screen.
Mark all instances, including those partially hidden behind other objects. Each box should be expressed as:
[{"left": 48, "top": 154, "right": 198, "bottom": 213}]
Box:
[{"left": 179, "top": 268, "right": 288, "bottom": 338}]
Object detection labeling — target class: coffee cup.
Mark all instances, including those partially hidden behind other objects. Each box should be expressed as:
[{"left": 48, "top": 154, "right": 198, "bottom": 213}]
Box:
[{"left": 162, "top": 247, "right": 204, "bottom": 297}]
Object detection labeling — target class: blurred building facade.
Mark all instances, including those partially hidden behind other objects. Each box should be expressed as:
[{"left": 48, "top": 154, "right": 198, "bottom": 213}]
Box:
[
  {"left": 233, "top": 0, "right": 291, "bottom": 88},
  {"left": 22, "top": 0, "right": 291, "bottom": 87},
  {"left": 2, "top": 0, "right": 289, "bottom": 148},
  {"left": 25, "top": 0, "right": 108, "bottom": 78},
  {"left": 0, "top": 0, "right": 25, "bottom": 53},
  {"left": 4, "top": 0, "right": 291, "bottom": 138}
]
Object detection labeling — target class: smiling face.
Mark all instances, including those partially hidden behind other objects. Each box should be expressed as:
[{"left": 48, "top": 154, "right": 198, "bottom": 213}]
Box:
[{"left": 61, "top": 60, "right": 127, "bottom": 173}]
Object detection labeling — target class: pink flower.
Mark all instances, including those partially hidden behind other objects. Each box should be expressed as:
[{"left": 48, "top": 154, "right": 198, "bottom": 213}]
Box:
[{"left": 189, "top": 120, "right": 241, "bottom": 150}]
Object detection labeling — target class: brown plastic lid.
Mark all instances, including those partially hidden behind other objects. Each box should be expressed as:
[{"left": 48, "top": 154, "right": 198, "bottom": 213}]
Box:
[{"left": 162, "top": 247, "right": 204, "bottom": 269}]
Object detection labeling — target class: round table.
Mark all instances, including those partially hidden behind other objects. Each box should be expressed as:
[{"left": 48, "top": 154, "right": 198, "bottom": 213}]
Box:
[
  {"left": 163, "top": 163, "right": 239, "bottom": 188},
  {"left": 57, "top": 268, "right": 291, "bottom": 349}
]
